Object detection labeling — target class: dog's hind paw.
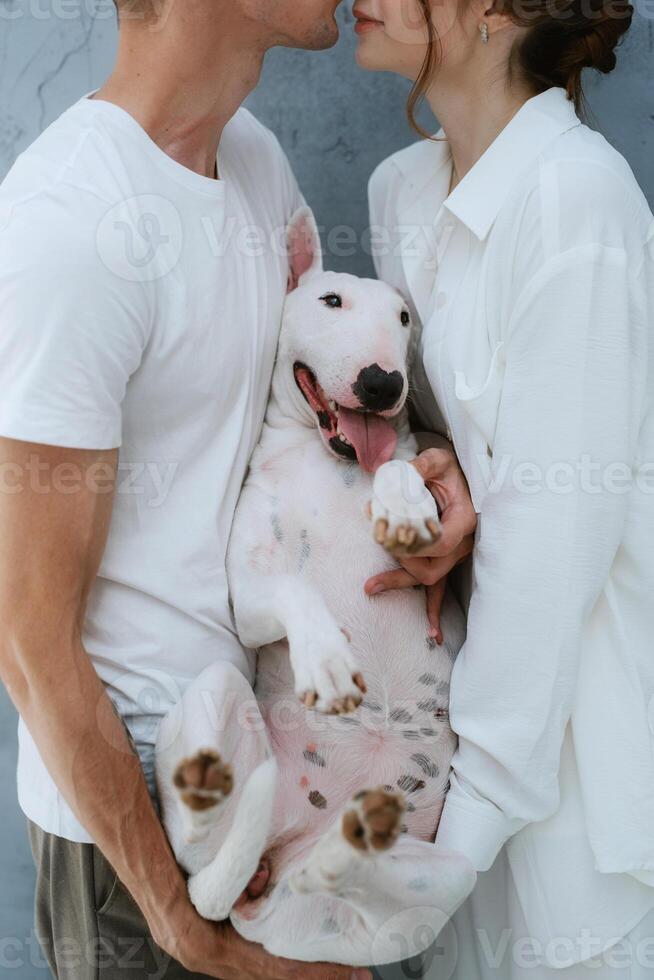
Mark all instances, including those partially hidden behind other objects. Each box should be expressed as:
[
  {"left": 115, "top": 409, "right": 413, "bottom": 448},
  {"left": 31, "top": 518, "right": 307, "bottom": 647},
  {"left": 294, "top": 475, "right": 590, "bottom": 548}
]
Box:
[
  {"left": 173, "top": 749, "right": 233, "bottom": 812},
  {"left": 289, "top": 788, "right": 405, "bottom": 897},
  {"left": 343, "top": 788, "right": 405, "bottom": 853},
  {"left": 369, "top": 459, "right": 441, "bottom": 555}
]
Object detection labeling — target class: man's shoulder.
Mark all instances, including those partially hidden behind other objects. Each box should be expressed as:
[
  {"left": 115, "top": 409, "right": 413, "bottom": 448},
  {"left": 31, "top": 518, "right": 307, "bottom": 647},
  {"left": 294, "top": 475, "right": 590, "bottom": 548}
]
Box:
[
  {"left": 0, "top": 102, "right": 102, "bottom": 212},
  {"left": 222, "top": 106, "right": 302, "bottom": 218},
  {"left": 0, "top": 108, "right": 145, "bottom": 291},
  {"left": 223, "top": 106, "right": 289, "bottom": 167}
]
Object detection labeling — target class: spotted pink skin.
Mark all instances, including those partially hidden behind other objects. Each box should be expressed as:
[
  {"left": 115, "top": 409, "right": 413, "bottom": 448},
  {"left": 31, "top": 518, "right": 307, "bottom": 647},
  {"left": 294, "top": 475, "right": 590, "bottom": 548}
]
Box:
[{"left": 202, "top": 208, "right": 470, "bottom": 954}]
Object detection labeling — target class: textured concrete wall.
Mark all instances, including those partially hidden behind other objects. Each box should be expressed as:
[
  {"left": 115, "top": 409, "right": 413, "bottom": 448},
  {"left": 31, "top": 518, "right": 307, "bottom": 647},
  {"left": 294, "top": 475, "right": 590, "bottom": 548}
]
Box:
[{"left": 0, "top": 2, "right": 652, "bottom": 976}]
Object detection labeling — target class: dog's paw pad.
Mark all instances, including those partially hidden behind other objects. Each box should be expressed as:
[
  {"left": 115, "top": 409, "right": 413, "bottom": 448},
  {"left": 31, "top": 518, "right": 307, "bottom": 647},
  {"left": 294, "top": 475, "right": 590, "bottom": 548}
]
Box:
[
  {"left": 342, "top": 788, "right": 405, "bottom": 852},
  {"left": 297, "top": 636, "right": 367, "bottom": 715},
  {"left": 370, "top": 460, "right": 441, "bottom": 555},
  {"left": 173, "top": 749, "right": 233, "bottom": 812}
]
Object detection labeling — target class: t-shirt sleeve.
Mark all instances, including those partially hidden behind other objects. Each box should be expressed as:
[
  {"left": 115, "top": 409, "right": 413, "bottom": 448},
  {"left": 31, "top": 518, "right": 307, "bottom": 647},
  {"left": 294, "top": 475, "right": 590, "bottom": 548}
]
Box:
[{"left": 0, "top": 193, "right": 152, "bottom": 450}]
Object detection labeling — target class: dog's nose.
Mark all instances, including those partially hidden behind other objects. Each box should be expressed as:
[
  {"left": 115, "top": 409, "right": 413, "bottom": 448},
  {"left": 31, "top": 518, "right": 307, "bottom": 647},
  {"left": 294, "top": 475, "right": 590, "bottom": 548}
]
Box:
[{"left": 353, "top": 364, "right": 404, "bottom": 412}]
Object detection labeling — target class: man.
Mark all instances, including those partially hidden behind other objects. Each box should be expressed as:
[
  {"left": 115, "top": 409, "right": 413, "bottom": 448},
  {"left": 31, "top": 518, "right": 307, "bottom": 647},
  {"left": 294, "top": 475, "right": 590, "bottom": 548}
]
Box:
[
  {"left": 0, "top": 1, "right": 376, "bottom": 977},
  {"left": 0, "top": 1, "right": 474, "bottom": 977}
]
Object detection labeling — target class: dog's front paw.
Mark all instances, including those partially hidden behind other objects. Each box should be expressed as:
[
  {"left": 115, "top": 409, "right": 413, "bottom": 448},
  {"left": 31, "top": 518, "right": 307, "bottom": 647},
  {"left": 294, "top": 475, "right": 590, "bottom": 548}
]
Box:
[
  {"left": 293, "top": 625, "right": 366, "bottom": 715},
  {"left": 370, "top": 459, "right": 441, "bottom": 554}
]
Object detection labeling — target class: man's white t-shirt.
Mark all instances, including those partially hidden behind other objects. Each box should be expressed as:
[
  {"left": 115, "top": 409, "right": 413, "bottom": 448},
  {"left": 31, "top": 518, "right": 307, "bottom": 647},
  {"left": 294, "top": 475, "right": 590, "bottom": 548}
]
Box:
[{"left": 0, "top": 94, "right": 303, "bottom": 843}]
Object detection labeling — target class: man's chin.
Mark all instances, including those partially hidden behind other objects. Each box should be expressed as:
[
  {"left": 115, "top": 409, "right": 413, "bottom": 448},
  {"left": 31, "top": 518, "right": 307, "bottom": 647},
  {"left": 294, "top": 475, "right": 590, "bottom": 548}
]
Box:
[{"left": 279, "top": 20, "right": 340, "bottom": 52}]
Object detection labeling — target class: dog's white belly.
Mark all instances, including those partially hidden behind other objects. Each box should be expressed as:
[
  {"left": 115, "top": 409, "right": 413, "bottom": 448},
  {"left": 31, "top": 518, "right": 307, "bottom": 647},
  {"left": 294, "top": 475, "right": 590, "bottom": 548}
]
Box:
[{"left": 248, "top": 440, "right": 465, "bottom": 873}]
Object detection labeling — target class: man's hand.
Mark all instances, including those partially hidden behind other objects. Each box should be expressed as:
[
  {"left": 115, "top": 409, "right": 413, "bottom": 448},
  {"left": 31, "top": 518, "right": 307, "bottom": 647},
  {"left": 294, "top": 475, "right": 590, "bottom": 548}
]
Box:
[
  {"left": 157, "top": 908, "right": 370, "bottom": 980},
  {"left": 0, "top": 437, "right": 369, "bottom": 980},
  {"left": 365, "top": 447, "right": 477, "bottom": 642}
]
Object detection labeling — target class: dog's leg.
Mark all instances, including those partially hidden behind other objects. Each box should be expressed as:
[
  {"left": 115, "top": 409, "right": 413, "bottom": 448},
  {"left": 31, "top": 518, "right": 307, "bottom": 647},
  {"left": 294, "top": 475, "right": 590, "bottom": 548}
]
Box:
[
  {"left": 186, "top": 755, "right": 278, "bottom": 922},
  {"left": 156, "top": 660, "right": 274, "bottom": 919},
  {"left": 280, "top": 791, "right": 476, "bottom": 966},
  {"left": 289, "top": 787, "right": 405, "bottom": 897},
  {"left": 172, "top": 748, "right": 234, "bottom": 845},
  {"left": 231, "top": 567, "right": 366, "bottom": 715},
  {"left": 370, "top": 458, "right": 442, "bottom": 554},
  {"left": 249, "top": 789, "right": 476, "bottom": 966},
  {"left": 391, "top": 409, "right": 419, "bottom": 462},
  {"left": 227, "top": 474, "right": 367, "bottom": 714}
]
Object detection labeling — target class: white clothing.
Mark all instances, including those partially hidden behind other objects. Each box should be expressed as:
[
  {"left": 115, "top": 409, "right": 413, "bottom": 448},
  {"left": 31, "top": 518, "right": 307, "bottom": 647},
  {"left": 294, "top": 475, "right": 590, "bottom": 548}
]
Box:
[
  {"left": 369, "top": 86, "right": 654, "bottom": 966},
  {"left": 0, "top": 94, "right": 303, "bottom": 843}
]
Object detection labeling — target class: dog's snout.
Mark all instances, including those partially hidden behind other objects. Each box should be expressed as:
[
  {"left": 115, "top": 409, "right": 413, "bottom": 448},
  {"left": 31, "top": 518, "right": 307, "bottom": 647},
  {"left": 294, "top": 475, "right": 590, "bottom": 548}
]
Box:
[{"left": 353, "top": 364, "right": 404, "bottom": 412}]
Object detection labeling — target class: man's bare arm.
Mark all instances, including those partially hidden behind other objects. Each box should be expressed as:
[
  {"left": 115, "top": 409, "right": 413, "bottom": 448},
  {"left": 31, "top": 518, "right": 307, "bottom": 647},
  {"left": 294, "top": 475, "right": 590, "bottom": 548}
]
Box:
[{"left": 0, "top": 437, "right": 363, "bottom": 980}]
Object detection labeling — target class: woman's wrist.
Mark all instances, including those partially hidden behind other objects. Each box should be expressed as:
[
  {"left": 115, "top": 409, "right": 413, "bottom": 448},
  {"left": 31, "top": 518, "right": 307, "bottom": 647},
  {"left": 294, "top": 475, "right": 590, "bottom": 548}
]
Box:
[{"left": 413, "top": 430, "right": 454, "bottom": 454}]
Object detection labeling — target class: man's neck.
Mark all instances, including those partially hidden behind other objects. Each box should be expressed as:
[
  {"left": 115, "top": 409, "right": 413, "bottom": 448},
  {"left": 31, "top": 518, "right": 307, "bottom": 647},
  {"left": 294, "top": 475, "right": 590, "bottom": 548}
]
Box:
[{"left": 94, "top": 17, "right": 266, "bottom": 179}]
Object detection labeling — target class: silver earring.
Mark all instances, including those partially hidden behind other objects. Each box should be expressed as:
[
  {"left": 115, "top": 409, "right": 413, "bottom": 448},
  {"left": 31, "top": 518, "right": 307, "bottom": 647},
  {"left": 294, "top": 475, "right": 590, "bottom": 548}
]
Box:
[{"left": 480, "top": 22, "right": 489, "bottom": 43}]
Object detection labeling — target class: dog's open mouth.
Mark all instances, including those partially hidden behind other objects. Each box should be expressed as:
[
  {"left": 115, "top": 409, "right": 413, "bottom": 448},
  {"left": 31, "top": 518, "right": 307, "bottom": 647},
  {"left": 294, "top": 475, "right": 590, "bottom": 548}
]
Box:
[{"left": 293, "top": 362, "right": 398, "bottom": 473}]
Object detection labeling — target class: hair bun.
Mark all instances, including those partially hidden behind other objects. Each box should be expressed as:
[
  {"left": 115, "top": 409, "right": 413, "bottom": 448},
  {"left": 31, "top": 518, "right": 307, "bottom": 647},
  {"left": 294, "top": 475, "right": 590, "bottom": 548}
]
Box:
[
  {"left": 563, "top": 0, "right": 633, "bottom": 80},
  {"left": 511, "top": 0, "right": 634, "bottom": 112},
  {"left": 559, "top": 0, "right": 634, "bottom": 106}
]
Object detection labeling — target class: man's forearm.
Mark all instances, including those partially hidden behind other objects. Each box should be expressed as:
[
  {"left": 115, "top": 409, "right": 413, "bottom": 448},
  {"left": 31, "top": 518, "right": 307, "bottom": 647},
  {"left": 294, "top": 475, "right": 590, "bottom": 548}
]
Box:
[{"left": 2, "top": 633, "right": 188, "bottom": 941}]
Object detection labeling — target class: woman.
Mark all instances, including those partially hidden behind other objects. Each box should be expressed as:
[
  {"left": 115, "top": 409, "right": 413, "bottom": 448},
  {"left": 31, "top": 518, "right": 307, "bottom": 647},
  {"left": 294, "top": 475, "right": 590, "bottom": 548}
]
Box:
[{"left": 357, "top": 0, "right": 654, "bottom": 976}]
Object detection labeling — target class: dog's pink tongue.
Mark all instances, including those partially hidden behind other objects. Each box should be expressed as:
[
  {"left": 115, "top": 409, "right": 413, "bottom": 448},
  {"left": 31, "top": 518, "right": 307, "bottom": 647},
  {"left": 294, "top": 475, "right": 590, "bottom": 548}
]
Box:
[{"left": 338, "top": 408, "right": 398, "bottom": 473}]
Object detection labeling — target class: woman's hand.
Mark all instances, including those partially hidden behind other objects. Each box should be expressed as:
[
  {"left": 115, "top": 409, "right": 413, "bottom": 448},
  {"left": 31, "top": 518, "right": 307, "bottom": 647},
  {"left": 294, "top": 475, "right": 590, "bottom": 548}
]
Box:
[{"left": 365, "top": 447, "right": 477, "bottom": 643}]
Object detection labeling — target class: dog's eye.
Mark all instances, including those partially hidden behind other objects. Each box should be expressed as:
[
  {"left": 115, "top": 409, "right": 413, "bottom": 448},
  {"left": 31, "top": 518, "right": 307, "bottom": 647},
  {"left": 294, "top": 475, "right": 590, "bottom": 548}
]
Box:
[
  {"left": 320, "top": 293, "right": 343, "bottom": 309},
  {"left": 401, "top": 310, "right": 410, "bottom": 326}
]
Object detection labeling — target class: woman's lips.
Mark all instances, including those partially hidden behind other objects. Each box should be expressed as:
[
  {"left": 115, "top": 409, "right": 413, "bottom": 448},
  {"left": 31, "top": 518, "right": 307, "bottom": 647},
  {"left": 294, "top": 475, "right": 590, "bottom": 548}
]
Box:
[{"left": 354, "top": 13, "right": 383, "bottom": 33}]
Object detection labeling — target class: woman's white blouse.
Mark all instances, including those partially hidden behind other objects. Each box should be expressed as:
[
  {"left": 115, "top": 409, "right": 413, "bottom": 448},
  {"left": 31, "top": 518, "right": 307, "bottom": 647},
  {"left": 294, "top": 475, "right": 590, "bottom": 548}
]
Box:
[{"left": 370, "top": 87, "right": 654, "bottom": 963}]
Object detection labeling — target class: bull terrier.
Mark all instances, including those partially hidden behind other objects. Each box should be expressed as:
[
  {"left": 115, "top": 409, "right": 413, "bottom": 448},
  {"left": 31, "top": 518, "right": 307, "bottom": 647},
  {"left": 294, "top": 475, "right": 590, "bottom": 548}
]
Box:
[{"left": 155, "top": 208, "right": 476, "bottom": 966}]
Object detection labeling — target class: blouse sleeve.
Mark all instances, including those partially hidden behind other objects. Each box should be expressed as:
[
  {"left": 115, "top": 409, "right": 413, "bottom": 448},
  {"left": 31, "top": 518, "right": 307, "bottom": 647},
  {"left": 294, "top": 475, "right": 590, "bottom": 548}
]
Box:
[{"left": 435, "top": 241, "right": 650, "bottom": 870}]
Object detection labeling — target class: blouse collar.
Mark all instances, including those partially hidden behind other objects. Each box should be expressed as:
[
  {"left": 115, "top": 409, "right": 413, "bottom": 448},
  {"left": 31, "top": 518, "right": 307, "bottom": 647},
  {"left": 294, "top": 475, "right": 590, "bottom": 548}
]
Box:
[{"left": 397, "top": 87, "right": 581, "bottom": 242}]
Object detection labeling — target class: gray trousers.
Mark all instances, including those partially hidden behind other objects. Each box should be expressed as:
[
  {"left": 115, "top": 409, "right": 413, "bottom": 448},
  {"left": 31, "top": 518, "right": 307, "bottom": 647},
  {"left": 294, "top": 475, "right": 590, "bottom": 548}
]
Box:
[{"left": 28, "top": 822, "right": 214, "bottom": 980}]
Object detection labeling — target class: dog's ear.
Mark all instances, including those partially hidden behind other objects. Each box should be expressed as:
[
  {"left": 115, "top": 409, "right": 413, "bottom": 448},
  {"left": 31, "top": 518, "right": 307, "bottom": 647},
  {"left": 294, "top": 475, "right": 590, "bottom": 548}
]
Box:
[{"left": 286, "top": 207, "right": 323, "bottom": 293}]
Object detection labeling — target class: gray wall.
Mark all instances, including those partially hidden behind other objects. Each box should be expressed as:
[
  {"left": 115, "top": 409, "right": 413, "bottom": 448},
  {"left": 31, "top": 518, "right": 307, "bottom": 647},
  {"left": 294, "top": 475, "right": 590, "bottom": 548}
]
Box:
[{"left": 0, "top": 1, "right": 652, "bottom": 976}]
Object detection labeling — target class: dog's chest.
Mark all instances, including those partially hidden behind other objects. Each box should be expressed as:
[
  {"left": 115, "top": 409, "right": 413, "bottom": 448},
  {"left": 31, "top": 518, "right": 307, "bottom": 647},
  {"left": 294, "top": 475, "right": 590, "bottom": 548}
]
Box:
[
  {"left": 249, "top": 441, "right": 459, "bottom": 841},
  {"left": 252, "top": 440, "right": 399, "bottom": 586}
]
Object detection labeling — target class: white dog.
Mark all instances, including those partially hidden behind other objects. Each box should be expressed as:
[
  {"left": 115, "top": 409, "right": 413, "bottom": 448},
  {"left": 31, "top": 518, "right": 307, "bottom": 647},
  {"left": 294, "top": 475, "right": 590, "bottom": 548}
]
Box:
[{"left": 155, "top": 209, "right": 476, "bottom": 967}]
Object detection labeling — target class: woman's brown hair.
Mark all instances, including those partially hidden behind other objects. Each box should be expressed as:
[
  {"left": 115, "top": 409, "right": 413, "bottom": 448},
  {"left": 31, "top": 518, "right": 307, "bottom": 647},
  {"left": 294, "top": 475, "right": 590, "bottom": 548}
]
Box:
[
  {"left": 408, "top": 0, "right": 634, "bottom": 135},
  {"left": 113, "top": 0, "right": 157, "bottom": 21}
]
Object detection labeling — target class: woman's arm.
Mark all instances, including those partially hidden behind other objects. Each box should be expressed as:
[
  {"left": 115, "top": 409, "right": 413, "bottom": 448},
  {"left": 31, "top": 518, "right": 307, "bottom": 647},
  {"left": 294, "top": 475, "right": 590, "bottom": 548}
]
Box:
[{"left": 435, "top": 241, "right": 648, "bottom": 871}]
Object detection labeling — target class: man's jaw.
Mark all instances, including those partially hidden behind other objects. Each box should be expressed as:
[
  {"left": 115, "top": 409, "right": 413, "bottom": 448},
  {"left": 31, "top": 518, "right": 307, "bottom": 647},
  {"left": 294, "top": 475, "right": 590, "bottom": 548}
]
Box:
[{"left": 274, "top": 2, "right": 342, "bottom": 52}]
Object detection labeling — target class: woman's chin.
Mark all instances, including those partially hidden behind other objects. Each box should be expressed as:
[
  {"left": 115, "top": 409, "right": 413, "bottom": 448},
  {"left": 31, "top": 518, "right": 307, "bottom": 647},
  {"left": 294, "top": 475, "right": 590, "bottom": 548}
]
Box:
[{"left": 355, "top": 40, "right": 385, "bottom": 71}]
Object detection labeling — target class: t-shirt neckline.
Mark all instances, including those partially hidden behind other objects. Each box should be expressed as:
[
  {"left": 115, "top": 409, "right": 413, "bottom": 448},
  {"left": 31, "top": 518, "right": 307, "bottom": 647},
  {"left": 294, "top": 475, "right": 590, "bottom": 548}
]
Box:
[{"left": 76, "top": 90, "right": 226, "bottom": 199}]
